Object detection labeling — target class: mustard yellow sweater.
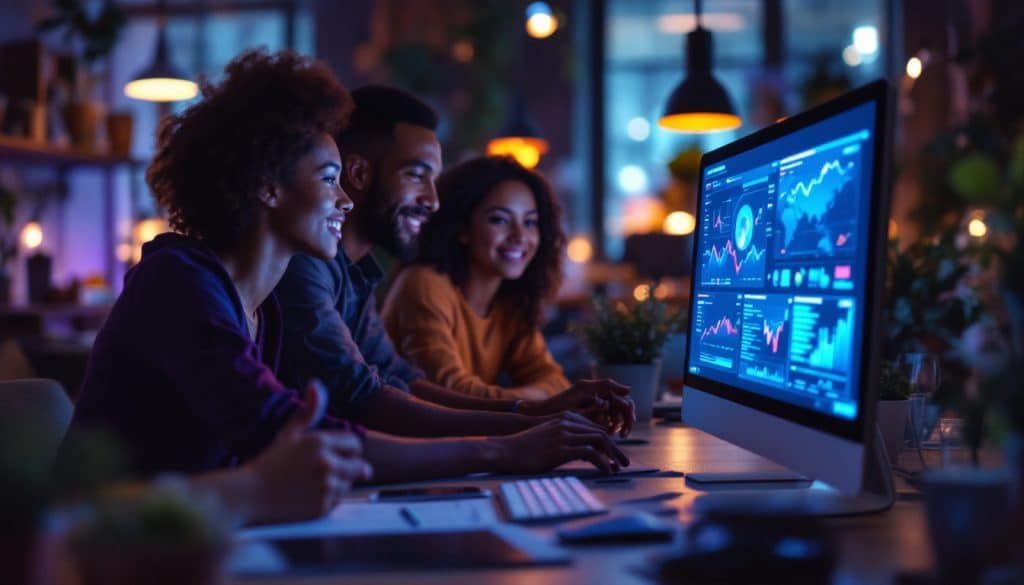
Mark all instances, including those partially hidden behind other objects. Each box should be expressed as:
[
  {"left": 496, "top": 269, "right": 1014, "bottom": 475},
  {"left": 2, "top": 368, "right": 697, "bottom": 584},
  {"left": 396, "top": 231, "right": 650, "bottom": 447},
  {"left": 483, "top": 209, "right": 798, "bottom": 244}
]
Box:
[{"left": 382, "top": 266, "right": 569, "bottom": 399}]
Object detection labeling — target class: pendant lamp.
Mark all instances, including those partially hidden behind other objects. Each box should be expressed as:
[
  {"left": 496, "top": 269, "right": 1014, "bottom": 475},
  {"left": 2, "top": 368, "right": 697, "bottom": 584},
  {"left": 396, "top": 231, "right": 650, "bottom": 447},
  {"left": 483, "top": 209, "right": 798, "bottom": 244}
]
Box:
[
  {"left": 659, "top": 0, "right": 741, "bottom": 133},
  {"left": 124, "top": 6, "right": 197, "bottom": 102},
  {"left": 486, "top": 96, "right": 549, "bottom": 169}
]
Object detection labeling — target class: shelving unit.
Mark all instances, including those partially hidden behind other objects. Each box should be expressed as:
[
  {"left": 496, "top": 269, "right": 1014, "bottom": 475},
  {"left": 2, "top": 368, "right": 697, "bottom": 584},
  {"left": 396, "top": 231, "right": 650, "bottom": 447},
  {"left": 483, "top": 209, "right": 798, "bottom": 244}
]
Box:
[
  {"left": 0, "top": 135, "right": 140, "bottom": 167},
  {"left": 0, "top": 134, "right": 145, "bottom": 292}
]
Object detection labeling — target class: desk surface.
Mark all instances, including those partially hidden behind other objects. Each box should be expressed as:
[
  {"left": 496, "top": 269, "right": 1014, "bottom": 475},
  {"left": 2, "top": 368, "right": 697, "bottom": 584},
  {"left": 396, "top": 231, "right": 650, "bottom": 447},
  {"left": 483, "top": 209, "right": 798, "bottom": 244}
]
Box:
[{"left": 228, "top": 421, "right": 933, "bottom": 585}]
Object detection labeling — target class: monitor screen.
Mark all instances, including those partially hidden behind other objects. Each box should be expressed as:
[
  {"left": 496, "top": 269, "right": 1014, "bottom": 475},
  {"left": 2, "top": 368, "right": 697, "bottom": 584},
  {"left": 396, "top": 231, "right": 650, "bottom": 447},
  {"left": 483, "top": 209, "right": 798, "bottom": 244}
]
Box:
[{"left": 687, "top": 101, "right": 877, "bottom": 423}]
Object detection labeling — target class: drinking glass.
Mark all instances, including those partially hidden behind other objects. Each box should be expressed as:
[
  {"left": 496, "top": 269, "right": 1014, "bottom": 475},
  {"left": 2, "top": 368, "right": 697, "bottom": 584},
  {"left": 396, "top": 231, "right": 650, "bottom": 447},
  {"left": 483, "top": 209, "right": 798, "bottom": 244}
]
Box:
[
  {"left": 900, "top": 353, "right": 941, "bottom": 469},
  {"left": 939, "top": 417, "right": 971, "bottom": 468}
]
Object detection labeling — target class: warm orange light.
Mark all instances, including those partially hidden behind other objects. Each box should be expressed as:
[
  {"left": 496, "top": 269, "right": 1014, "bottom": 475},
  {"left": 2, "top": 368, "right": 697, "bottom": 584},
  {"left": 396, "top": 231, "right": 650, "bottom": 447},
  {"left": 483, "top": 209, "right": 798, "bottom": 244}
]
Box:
[
  {"left": 567, "top": 236, "right": 593, "bottom": 264},
  {"left": 132, "top": 217, "right": 170, "bottom": 262},
  {"left": 452, "top": 40, "right": 474, "bottom": 63},
  {"left": 526, "top": 13, "right": 558, "bottom": 38},
  {"left": 633, "top": 284, "right": 651, "bottom": 302},
  {"left": 20, "top": 221, "right": 43, "bottom": 249},
  {"left": 124, "top": 78, "right": 198, "bottom": 102},
  {"left": 116, "top": 243, "right": 133, "bottom": 263},
  {"left": 888, "top": 219, "right": 899, "bottom": 240},
  {"left": 658, "top": 112, "right": 741, "bottom": 133},
  {"left": 663, "top": 211, "right": 696, "bottom": 235},
  {"left": 486, "top": 136, "right": 549, "bottom": 169},
  {"left": 620, "top": 197, "right": 667, "bottom": 236},
  {"left": 967, "top": 218, "right": 988, "bottom": 238}
]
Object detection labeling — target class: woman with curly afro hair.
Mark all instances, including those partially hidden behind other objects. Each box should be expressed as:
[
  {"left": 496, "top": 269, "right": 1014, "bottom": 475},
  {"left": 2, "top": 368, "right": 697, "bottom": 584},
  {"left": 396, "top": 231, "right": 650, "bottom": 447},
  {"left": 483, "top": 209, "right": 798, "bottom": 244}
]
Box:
[
  {"left": 60, "top": 50, "right": 373, "bottom": 519},
  {"left": 382, "top": 156, "right": 579, "bottom": 400}
]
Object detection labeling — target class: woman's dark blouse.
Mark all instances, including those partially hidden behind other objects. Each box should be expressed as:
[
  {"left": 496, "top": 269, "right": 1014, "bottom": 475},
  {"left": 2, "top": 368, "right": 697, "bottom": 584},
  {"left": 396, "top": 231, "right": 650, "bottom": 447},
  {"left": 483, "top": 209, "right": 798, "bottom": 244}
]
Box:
[{"left": 61, "top": 233, "right": 358, "bottom": 477}]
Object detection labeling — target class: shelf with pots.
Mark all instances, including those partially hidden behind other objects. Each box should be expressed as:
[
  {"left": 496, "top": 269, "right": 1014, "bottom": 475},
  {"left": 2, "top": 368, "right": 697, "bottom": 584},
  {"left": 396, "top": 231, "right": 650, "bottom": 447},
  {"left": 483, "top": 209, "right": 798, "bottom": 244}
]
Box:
[{"left": 0, "top": 134, "right": 141, "bottom": 168}]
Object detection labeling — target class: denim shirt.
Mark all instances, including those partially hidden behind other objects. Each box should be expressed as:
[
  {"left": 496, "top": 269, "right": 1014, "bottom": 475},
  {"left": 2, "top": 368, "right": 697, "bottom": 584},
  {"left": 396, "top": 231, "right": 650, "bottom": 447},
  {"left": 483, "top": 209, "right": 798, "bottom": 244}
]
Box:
[{"left": 274, "top": 251, "right": 423, "bottom": 421}]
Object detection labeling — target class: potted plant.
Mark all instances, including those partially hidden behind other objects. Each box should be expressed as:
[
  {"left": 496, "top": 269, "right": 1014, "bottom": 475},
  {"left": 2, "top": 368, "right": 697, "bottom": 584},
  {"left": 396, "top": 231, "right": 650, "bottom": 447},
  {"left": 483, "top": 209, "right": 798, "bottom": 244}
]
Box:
[
  {"left": 577, "top": 291, "right": 686, "bottom": 421},
  {"left": 70, "top": 482, "right": 231, "bottom": 585},
  {"left": 876, "top": 361, "right": 911, "bottom": 464},
  {"left": 36, "top": 0, "right": 126, "bottom": 150}
]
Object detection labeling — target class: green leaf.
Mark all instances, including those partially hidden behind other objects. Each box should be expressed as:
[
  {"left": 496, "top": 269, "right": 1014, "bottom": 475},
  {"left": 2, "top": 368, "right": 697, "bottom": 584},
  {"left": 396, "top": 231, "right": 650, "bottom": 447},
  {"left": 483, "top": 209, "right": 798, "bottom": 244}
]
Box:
[{"left": 948, "top": 152, "right": 1004, "bottom": 204}]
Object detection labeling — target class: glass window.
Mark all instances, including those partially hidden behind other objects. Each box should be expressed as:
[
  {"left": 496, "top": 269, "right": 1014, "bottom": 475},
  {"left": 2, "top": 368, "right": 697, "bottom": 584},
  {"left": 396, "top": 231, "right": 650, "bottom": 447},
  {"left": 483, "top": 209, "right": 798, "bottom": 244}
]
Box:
[
  {"left": 605, "top": 0, "right": 762, "bottom": 259},
  {"left": 602, "top": 0, "right": 885, "bottom": 259}
]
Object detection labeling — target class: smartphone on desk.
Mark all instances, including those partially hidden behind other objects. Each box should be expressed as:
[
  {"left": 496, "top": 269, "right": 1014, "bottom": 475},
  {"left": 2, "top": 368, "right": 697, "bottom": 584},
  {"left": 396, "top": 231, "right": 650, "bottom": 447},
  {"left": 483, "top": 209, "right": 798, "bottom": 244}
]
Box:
[{"left": 369, "top": 486, "right": 492, "bottom": 502}]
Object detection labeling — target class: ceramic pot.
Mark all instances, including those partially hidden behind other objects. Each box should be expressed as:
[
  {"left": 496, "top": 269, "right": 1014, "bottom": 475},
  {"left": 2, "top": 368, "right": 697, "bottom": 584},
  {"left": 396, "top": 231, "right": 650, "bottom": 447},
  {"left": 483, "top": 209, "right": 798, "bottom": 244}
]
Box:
[
  {"left": 593, "top": 359, "right": 662, "bottom": 421},
  {"left": 105, "top": 112, "right": 133, "bottom": 156},
  {"left": 62, "top": 101, "right": 103, "bottom": 150},
  {"left": 923, "top": 467, "right": 1012, "bottom": 582},
  {"left": 876, "top": 399, "right": 908, "bottom": 464}
]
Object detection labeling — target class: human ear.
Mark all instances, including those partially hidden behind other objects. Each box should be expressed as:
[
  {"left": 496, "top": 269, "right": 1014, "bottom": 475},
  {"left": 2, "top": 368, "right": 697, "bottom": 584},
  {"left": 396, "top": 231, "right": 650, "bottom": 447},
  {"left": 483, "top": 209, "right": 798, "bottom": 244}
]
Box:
[
  {"left": 257, "top": 182, "right": 281, "bottom": 209},
  {"left": 343, "top": 153, "right": 372, "bottom": 193}
]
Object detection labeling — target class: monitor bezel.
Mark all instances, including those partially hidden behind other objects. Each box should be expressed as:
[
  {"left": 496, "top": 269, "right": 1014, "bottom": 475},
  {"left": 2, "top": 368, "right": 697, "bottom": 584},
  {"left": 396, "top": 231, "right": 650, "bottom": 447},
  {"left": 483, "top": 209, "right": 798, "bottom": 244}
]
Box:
[{"left": 683, "top": 79, "right": 895, "bottom": 446}]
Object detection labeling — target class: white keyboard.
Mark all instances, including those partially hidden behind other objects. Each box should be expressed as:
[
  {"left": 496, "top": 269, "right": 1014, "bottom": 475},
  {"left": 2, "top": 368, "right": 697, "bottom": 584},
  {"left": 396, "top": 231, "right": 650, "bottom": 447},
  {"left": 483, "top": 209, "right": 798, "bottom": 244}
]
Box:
[{"left": 500, "top": 476, "right": 608, "bottom": 523}]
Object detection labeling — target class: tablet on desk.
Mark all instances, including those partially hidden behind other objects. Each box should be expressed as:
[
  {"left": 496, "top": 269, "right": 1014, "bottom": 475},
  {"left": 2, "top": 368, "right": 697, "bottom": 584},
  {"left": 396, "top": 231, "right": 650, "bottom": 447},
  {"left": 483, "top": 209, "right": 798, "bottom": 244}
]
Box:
[{"left": 230, "top": 526, "right": 570, "bottom": 575}]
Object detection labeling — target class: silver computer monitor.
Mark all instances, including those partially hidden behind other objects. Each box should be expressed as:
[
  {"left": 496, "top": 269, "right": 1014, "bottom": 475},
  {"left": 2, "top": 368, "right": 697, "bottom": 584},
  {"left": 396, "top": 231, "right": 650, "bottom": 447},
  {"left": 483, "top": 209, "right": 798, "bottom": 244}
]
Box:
[{"left": 681, "top": 80, "right": 896, "bottom": 515}]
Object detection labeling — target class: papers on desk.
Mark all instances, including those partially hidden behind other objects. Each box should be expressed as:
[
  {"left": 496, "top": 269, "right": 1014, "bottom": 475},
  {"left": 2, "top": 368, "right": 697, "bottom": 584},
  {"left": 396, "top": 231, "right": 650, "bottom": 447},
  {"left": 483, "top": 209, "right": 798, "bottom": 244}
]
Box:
[
  {"left": 237, "top": 497, "right": 500, "bottom": 541},
  {"left": 229, "top": 499, "right": 569, "bottom": 575}
]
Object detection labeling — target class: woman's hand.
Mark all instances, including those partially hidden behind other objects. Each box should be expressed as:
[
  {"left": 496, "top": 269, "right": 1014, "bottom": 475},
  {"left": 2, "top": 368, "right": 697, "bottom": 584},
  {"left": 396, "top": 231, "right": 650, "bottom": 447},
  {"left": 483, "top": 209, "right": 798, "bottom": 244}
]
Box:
[
  {"left": 524, "top": 379, "right": 636, "bottom": 437},
  {"left": 493, "top": 417, "right": 630, "bottom": 475},
  {"left": 244, "top": 381, "right": 372, "bottom": 523}
]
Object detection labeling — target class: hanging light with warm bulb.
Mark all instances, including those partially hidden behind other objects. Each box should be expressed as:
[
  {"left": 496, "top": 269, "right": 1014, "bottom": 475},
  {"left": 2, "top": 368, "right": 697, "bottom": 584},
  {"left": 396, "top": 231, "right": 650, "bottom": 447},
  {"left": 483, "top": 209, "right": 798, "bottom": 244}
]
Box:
[
  {"left": 659, "top": 0, "right": 741, "bottom": 133},
  {"left": 124, "top": 5, "right": 197, "bottom": 103},
  {"left": 486, "top": 96, "right": 549, "bottom": 169}
]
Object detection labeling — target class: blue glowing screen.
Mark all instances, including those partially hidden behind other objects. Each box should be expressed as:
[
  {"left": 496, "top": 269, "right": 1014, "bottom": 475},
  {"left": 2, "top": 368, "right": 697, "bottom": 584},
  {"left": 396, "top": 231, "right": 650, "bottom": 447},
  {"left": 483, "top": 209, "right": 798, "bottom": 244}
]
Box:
[{"left": 688, "top": 102, "right": 877, "bottom": 420}]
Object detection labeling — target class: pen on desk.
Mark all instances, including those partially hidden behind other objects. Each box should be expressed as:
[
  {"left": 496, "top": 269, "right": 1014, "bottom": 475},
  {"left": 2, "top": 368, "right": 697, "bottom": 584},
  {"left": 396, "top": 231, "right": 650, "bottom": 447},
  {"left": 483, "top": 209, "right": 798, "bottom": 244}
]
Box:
[{"left": 399, "top": 506, "right": 421, "bottom": 527}]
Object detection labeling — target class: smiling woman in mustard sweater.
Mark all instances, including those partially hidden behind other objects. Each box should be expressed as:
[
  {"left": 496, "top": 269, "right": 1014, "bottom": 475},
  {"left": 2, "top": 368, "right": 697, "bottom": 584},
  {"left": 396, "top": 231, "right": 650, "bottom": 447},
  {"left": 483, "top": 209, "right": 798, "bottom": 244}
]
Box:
[{"left": 382, "top": 156, "right": 569, "bottom": 400}]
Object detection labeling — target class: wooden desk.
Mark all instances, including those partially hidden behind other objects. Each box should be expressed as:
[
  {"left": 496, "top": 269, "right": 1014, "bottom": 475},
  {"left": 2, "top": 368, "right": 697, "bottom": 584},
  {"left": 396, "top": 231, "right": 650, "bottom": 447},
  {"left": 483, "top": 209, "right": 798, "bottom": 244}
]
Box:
[{"left": 228, "top": 421, "right": 934, "bottom": 584}]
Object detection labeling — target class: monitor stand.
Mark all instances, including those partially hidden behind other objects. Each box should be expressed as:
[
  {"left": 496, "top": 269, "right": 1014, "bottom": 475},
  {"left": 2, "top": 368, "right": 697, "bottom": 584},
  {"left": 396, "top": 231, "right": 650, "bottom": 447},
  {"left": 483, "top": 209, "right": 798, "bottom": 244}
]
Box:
[{"left": 690, "top": 426, "right": 895, "bottom": 517}]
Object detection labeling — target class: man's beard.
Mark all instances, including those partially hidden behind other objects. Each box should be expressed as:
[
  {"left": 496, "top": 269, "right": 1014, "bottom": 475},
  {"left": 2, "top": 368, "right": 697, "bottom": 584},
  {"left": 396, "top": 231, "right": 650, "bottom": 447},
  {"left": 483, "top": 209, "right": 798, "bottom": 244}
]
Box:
[{"left": 362, "top": 181, "right": 432, "bottom": 262}]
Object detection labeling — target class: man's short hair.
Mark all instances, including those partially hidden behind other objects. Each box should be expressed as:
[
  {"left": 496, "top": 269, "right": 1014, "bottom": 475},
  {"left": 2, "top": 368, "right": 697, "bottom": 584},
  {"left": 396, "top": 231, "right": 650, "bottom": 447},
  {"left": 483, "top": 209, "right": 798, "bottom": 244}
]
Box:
[{"left": 335, "top": 85, "right": 439, "bottom": 155}]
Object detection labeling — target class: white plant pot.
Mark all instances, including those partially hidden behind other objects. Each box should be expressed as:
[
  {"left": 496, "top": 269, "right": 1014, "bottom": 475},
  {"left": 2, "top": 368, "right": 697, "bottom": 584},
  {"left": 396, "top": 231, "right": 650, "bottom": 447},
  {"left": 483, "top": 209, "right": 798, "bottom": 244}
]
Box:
[
  {"left": 592, "top": 360, "right": 662, "bottom": 422},
  {"left": 877, "top": 399, "right": 908, "bottom": 464}
]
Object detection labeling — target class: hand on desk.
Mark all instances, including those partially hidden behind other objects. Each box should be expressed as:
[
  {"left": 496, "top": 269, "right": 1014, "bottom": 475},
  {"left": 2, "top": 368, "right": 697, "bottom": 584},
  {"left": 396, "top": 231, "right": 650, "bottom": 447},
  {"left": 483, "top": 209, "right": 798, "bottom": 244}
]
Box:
[
  {"left": 243, "top": 381, "right": 373, "bottom": 523},
  {"left": 495, "top": 416, "right": 630, "bottom": 475},
  {"left": 524, "top": 379, "right": 636, "bottom": 438}
]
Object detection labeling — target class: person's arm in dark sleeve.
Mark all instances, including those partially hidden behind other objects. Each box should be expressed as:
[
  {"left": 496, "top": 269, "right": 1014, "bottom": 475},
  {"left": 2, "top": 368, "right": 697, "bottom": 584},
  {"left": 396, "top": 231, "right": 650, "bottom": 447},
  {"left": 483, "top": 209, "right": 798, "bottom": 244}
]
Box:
[
  {"left": 355, "top": 292, "right": 423, "bottom": 392},
  {"left": 275, "top": 255, "right": 389, "bottom": 420}
]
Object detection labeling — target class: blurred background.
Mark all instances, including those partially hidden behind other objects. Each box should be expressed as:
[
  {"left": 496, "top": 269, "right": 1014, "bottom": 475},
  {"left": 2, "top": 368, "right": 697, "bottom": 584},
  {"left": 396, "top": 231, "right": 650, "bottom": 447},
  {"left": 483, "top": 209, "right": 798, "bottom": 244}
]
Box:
[{"left": 1, "top": 0, "right": 1022, "bottom": 403}]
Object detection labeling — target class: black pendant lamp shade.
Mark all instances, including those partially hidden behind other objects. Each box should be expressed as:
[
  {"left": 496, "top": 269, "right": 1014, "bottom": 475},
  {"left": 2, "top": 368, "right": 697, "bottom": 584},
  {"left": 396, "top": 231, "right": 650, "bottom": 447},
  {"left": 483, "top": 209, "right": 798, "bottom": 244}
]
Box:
[
  {"left": 659, "top": 5, "right": 741, "bottom": 133},
  {"left": 486, "top": 97, "right": 549, "bottom": 169},
  {"left": 124, "top": 23, "right": 197, "bottom": 102}
]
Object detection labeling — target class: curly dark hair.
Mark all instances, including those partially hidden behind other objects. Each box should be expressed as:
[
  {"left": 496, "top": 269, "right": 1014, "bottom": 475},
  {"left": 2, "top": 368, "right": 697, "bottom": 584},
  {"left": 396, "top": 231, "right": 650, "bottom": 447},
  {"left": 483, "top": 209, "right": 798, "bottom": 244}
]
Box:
[
  {"left": 416, "top": 156, "right": 566, "bottom": 326},
  {"left": 146, "top": 49, "right": 352, "bottom": 251}
]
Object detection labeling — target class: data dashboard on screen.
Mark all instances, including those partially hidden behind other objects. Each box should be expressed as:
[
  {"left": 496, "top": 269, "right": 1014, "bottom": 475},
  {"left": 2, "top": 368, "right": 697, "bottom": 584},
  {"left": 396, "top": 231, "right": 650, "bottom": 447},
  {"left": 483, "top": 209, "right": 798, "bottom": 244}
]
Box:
[{"left": 687, "top": 102, "right": 876, "bottom": 421}]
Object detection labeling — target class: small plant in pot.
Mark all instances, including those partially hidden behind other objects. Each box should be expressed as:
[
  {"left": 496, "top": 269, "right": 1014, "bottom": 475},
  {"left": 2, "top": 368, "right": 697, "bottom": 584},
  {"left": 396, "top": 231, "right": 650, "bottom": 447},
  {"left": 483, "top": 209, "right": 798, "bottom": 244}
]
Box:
[
  {"left": 576, "top": 291, "right": 686, "bottom": 421},
  {"left": 876, "top": 361, "right": 911, "bottom": 464},
  {"left": 36, "top": 0, "right": 126, "bottom": 150},
  {"left": 71, "top": 481, "right": 232, "bottom": 585}
]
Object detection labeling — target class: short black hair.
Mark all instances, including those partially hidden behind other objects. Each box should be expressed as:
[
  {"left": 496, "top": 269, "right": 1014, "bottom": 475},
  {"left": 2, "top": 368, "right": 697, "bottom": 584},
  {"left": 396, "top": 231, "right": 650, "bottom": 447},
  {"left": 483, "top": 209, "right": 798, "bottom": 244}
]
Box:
[
  {"left": 335, "top": 85, "right": 438, "bottom": 155},
  {"left": 147, "top": 49, "right": 351, "bottom": 251}
]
